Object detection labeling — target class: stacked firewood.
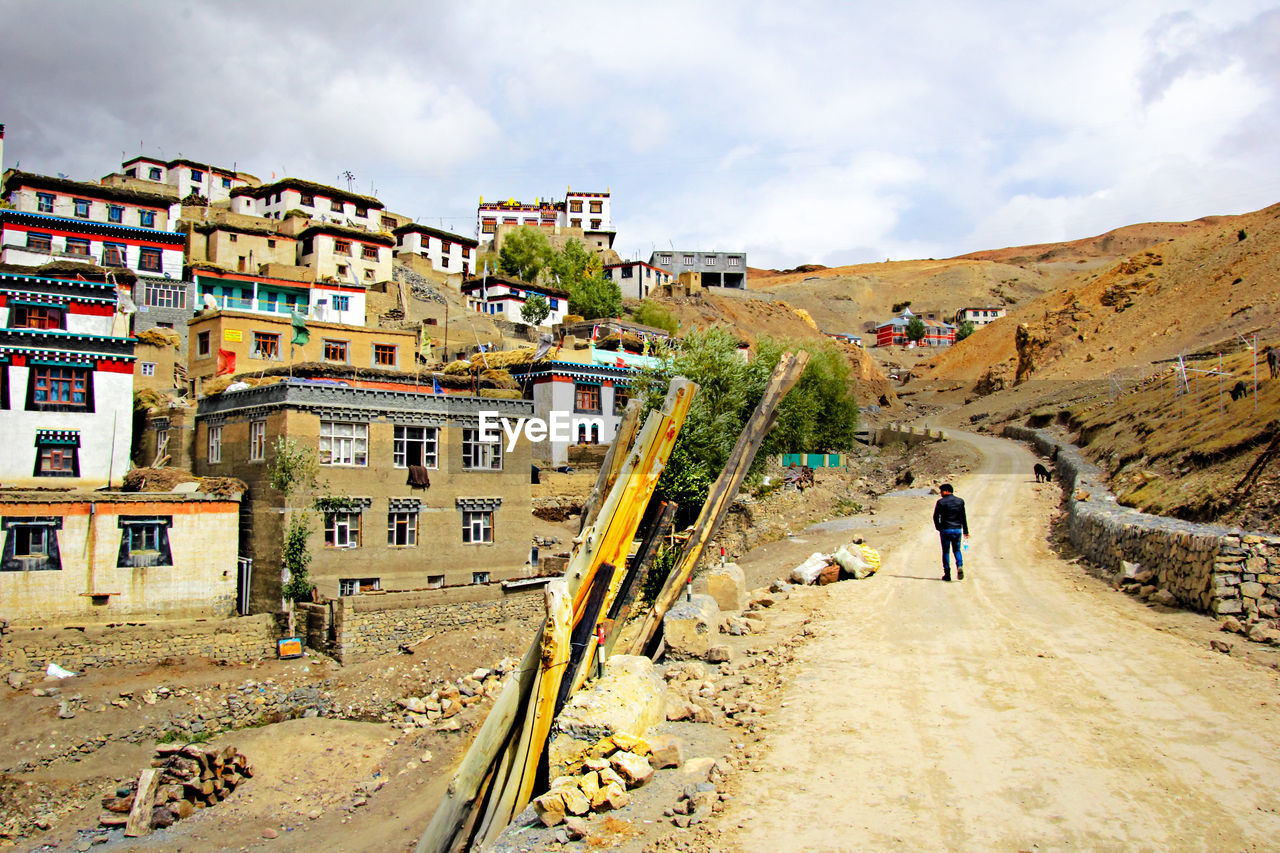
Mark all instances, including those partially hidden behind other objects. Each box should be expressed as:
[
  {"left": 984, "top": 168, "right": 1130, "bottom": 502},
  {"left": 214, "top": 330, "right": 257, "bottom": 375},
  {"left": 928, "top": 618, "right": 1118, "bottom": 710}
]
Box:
[{"left": 99, "top": 745, "right": 253, "bottom": 833}]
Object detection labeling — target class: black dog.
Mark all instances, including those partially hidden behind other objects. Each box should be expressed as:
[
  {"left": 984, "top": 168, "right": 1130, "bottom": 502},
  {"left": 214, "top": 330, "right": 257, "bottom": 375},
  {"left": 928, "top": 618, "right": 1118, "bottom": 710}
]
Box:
[{"left": 1033, "top": 463, "right": 1052, "bottom": 483}]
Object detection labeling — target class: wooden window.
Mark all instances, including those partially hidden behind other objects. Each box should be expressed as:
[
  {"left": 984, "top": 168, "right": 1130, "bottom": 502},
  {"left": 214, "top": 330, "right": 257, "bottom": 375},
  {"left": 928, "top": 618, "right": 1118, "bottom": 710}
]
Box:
[
  {"left": 196, "top": 331, "right": 211, "bottom": 357},
  {"left": 355, "top": 206, "right": 368, "bottom": 217},
  {"left": 36, "top": 445, "right": 77, "bottom": 476},
  {"left": 330, "top": 199, "right": 343, "bottom": 212},
  {"left": 36, "top": 192, "right": 54, "bottom": 213},
  {"left": 613, "top": 387, "right": 629, "bottom": 415},
  {"left": 102, "top": 243, "right": 127, "bottom": 267},
  {"left": 462, "top": 511, "right": 493, "bottom": 544},
  {"left": 340, "top": 577, "right": 380, "bottom": 595},
  {"left": 334, "top": 240, "right": 351, "bottom": 255},
  {"left": 143, "top": 281, "right": 186, "bottom": 309},
  {"left": 361, "top": 245, "right": 379, "bottom": 261},
  {"left": 569, "top": 200, "right": 583, "bottom": 212},
  {"left": 139, "top": 210, "right": 155, "bottom": 227},
  {"left": 25, "top": 232, "right": 52, "bottom": 252},
  {"left": 574, "top": 383, "right": 601, "bottom": 413},
  {"left": 73, "top": 198, "right": 91, "bottom": 218},
  {"left": 251, "top": 332, "right": 281, "bottom": 360},
  {"left": 323, "top": 339, "right": 349, "bottom": 363},
  {"left": 139, "top": 248, "right": 162, "bottom": 272},
  {"left": 65, "top": 238, "right": 90, "bottom": 257},
  {"left": 11, "top": 305, "right": 65, "bottom": 330},
  {"left": 300, "top": 193, "right": 315, "bottom": 206},
  {"left": 107, "top": 205, "right": 123, "bottom": 223},
  {"left": 372, "top": 344, "right": 397, "bottom": 367},
  {"left": 387, "top": 512, "right": 417, "bottom": 546},
  {"left": 589, "top": 200, "right": 603, "bottom": 214},
  {"left": 472, "top": 571, "right": 490, "bottom": 584},
  {"left": 32, "top": 366, "right": 89, "bottom": 407},
  {"left": 14, "top": 525, "right": 50, "bottom": 556}
]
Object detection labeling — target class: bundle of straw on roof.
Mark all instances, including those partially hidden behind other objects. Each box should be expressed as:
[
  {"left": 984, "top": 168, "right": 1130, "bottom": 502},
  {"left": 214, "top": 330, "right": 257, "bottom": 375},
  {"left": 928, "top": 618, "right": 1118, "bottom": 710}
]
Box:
[
  {"left": 478, "top": 388, "right": 525, "bottom": 399},
  {"left": 479, "top": 368, "right": 519, "bottom": 390},
  {"left": 471, "top": 347, "right": 540, "bottom": 369},
  {"left": 443, "top": 359, "right": 473, "bottom": 375},
  {"left": 135, "top": 328, "right": 181, "bottom": 347}
]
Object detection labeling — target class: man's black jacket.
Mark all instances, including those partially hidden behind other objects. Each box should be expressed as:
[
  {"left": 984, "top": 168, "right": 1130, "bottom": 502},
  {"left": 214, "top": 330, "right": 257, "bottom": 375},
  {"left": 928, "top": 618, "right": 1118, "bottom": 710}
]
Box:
[{"left": 933, "top": 494, "right": 969, "bottom": 533}]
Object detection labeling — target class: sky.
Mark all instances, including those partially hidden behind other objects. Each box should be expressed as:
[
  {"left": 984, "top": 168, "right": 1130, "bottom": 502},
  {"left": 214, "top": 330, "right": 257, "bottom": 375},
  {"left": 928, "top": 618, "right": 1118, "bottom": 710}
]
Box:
[{"left": 2, "top": 0, "right": 1278, "bottom": 269}]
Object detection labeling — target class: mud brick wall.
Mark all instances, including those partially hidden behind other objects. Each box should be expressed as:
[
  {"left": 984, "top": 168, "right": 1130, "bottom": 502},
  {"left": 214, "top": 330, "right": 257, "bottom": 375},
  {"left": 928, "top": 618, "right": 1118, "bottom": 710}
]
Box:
[
  {"left": 320, "top": 586, "right": 544, "bottom": 663},
  {"left": 1004, "top": 426, "right": 1280, "bottom": 621},
  {"left": 0, "top": 614, "right": 278, "bottom": 673}
]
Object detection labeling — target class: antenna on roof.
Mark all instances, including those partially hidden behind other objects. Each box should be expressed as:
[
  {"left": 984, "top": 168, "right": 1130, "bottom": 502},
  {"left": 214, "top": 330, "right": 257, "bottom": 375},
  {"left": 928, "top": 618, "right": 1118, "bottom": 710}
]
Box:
[{"left": 341, "top": 170, "right": 355, "bottom": 192}]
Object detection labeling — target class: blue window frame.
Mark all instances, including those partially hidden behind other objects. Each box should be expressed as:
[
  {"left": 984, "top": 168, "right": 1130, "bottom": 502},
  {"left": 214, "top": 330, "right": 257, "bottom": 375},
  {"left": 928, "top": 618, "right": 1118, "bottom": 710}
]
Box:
[
  {"left": 139, "top": 210, "right": 155, "bottom": 228},
  {"left": 107, "top": 205, "right": 123, "bottom": 223}
]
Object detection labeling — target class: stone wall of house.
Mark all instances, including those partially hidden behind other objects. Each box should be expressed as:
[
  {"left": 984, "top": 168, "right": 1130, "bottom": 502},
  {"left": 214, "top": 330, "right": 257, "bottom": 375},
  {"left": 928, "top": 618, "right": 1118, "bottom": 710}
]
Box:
[
  {"left": 0, "top": 614, "right": 278, "bottom": 673},
  {"left": 302, "top": 585, "right": 545, "bottom": 663},
  {"left": 1004, "top": 425, "right": 1280, "bottom": 623}
]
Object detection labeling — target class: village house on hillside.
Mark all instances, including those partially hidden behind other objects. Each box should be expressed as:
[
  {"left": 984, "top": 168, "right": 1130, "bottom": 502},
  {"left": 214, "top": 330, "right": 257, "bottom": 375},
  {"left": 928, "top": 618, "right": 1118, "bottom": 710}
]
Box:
[
  {"left": 953, "top": 306, "right": 1007, "bottom": 328},
  {"left": 108, "top": 155, "right": 259, "bottom": 204},
  {"left": 394, "top": 222, "right": 478, "bottom": 277},
  {"left": 194, "top": 378, "right": 535, "bottom": 612},
  {"left": 461, "top": 274, "right": 570, "bottom": 328},
  {"left": 477, "top": 189, "right": 616, "bottom": 255},
  {"left": 648, "top": 249, "right": 747, "bottom": 289},
  {"left": 875, "top": 308, "right": 957, "bottom": 347},
  {"left": 602, "top": 260, "right": 674, "bottom": 299}
]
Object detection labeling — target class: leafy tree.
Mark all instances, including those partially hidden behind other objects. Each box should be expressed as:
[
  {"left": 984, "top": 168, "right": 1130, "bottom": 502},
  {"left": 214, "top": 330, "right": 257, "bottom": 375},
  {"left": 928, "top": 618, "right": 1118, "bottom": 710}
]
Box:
[
  {"left": 521, "top": 293, "right": 551, "bottom": 326},
  {"left": 548, "top": 238, "right": 596, "bottom": 286},
  {"left": 631, "top": 300, "right": 679, "bottom": 335},
  {"left": 955, "top": 320, "right": 976, "bottom": 341},
  {"left": 569, "top": 273, "right": 622, "bottom": 320},
  {"left": 269, "top": 438, "right": 319, "bottom": 604},
  {"left": 497, "top": 226, "right": 552, "bottom": 283},
  {"left": 905, "top": 316, "right": 927, "bottom": 343},
  {"left": 892, "top": 301, "right": 912, "bottom": 313}
]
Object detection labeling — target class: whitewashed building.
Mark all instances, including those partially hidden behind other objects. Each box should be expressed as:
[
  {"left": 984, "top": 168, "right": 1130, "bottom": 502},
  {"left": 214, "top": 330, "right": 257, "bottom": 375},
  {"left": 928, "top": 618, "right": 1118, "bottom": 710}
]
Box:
[
  {"left": 461, "top": 275, "right": 569, "bottom": 327},
  {"left": 953, "top": 306, "right": 1007, "bottom": 327},
  {"left": 0, "top": 268, "right": 134, "bottom": 487},
  {"left": 602, "top": 260, "right": 674, "bottom": 299},
  {"left": 394, "top": 223, "right": 478, "bottom": 276},
  {"left": 298, "top": 224, "right": 394, "bottom": 284},
  {"left": 231, "top": 179, "right": 386, "bottom": 232},
  {"left": 476, "top": 189, "right": 612, "bottom": 243},
  {"left": 119, "top": 156, "right": 256, "bottom": 204}
]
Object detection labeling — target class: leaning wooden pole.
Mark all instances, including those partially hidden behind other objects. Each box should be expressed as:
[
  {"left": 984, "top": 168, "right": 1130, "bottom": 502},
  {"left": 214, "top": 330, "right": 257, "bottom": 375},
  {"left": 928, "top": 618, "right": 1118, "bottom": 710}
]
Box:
[
  {"left": 621, "top": 351, "right": 810, "bottom": 656},
  {"left": 579, "top": 399, "right": 642, "bottom": 534}
]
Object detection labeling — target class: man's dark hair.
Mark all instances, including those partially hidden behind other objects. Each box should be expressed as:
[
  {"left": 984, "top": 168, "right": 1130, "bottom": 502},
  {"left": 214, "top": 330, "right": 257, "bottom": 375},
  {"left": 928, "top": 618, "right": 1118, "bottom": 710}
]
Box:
[{"left": 940, "top": 483, "right": 954, "bottom": 494}]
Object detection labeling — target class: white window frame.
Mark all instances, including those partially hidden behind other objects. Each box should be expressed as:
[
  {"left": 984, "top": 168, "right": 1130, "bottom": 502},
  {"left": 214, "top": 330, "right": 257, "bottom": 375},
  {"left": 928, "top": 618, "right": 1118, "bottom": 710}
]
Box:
[
  {"left": 249, "top": 419, "right": 266, "bottom": 462},
  {"left": 319, "top": 421, "right": 368, "bottom": 466},
  {"left": 393, "top": 425, "right": 438, "bottom": 469},
  {"left": 462, "top": 428, "right": 502, "bottom": 470},
  {"left": 387, "top": 511, "right": 418, "bottom": 547},
  {"left": 462, "top": 511, "right": 493, "bottom": 544},
  {"left": 325, "top": 511, "right": 361, "bottom": 548},
  {"left": 140, "top": 362, "right": 156, "bottom": 377},
  {"left": 207, "top": 424, "right": 222, "bottom": 464}
]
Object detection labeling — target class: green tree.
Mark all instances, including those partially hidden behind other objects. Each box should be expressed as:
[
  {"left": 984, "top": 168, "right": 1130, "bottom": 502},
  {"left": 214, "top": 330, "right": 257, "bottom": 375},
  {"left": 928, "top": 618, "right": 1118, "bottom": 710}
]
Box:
[
  {"left": 269, "top": 438, "right": 319, "bottom": 604},
  {"left": 905, "top": 316, "right": 927, "bottom": 343},
  {"left": 521, "top": 293, "right": 551, "bottom": 326},
  {"left": 631, "top": 300, "right": 679, "bottom": 335},
  {"left": 548, "top": 238, "right": 596, "bottom": 286},
  {"left": 497, "top": 226, "right": 552, "bottom": 283},
  {"left": 569, "top": 273, "right": 622, "bottom": 320},
  {"left": 955, "top": 320, "right": 975, "bottom": 341}
]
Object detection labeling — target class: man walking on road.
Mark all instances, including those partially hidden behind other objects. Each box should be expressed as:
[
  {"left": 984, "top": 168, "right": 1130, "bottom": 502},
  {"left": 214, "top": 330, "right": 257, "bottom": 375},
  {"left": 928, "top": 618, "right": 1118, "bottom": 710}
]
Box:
[{"left": 933, "top": 483, "right": 969, "bottom": 581}]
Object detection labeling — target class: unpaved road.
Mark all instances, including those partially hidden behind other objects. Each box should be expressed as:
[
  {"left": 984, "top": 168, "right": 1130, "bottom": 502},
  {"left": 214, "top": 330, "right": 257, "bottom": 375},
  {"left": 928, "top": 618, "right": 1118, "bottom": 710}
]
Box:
[{"left": 712, "top": 431, "right": 1280, "bottom": 852}]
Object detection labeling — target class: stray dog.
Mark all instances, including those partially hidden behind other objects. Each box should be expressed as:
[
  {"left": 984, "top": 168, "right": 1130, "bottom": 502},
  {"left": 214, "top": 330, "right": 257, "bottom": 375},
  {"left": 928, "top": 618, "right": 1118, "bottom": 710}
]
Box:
[{"left": 1033, "top": 463, "right": 1052, "bottom": 483}]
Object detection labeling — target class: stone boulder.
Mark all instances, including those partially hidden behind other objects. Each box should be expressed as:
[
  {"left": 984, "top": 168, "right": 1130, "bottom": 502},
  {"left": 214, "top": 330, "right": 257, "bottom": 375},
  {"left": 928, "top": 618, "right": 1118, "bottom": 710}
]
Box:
[
  {"left": 663, "top": 594, "right": 719, "bottom": 659},
  {"left": 693, "top": 563, "right": 747, "bottom": 612},
  {"left": 547, "top": 655, "right": 665, "bottom": 779}
]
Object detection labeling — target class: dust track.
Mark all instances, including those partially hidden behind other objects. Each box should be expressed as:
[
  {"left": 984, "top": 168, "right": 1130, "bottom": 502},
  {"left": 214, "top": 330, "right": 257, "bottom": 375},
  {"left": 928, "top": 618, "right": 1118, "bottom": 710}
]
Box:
[{"left": 714, "top": 431, "right": 1280, "bottom": 852}]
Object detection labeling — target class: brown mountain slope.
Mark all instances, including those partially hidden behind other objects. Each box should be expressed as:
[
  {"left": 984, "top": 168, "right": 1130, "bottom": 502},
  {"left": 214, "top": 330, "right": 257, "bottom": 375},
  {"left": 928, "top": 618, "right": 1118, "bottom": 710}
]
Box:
[
  {"left": 915, "top": 202, "right": 1280, "bottom": 389},
  {"left": 954, "top": 215, "right": 1231, "bottom": 265}
]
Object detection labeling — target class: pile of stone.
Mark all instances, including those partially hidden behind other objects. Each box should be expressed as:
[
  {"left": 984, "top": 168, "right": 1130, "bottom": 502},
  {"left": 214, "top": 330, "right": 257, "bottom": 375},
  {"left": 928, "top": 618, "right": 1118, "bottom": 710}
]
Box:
[
  {"left": 395, "top": 664, "right": 510, "bottom": 730},
  {"left": 100, "top": 745, "right": 252, "bottom": 831},
  {"left": 533, "top": 733, "right": 661, "bottom": 826}
]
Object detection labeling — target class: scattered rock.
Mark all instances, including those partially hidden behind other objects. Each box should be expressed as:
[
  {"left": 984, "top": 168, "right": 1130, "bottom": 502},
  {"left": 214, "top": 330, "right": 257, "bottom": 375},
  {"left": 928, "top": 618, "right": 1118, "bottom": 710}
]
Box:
[
  {"left": 262, "top": 827, "right": 279, "bottom": 839},
  {"left": 610, "top": 751, "right": 654, "bottom": 788},
  {"left": 649, "top": 734, "right": 685, "bottom": 769},
  {"left": 534, "top": 791, "right": 566, "bottom": 827},
  {"left": 1210, "top": 639, "right": 1233, "bottom": 654},
  {"left": 705, "top": 645, "right": 732, "bottom": 664},
  {"left": 563, "top": 815, "right": 589, "bottom": 840}
]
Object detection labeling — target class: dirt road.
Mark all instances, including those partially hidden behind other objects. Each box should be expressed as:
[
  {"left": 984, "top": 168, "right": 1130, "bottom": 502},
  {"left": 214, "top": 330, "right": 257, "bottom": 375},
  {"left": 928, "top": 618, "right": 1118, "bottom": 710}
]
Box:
[{"left": 713, "top": 431, "right": 1280, "bottom": 852}]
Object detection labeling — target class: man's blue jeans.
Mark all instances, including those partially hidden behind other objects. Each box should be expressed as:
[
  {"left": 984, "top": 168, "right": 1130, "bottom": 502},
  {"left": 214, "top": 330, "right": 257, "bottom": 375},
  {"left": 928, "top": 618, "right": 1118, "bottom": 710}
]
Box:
[{"left": 940, "top": 528, "right": 964, "bottom": 573}]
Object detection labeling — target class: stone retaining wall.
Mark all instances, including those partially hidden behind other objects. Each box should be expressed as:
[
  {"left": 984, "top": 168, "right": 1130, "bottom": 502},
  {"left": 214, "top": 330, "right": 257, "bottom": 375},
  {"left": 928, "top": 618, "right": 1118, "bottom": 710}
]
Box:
[
  {"left": 1004, "top": 425, "right": 1280, "bottom": 623},
  {"left": 306, "top": 585, "right": 544, "bottom": 663},
  {"left": 0, "top": 614, "right": 279, "bottom": 673}
]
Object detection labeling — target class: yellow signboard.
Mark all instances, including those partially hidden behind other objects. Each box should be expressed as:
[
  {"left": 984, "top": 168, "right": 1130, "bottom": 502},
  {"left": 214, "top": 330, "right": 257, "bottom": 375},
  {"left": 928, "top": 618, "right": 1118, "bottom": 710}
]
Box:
[{"left": 224, "top": 330, "right": 242, "bottom": 342}]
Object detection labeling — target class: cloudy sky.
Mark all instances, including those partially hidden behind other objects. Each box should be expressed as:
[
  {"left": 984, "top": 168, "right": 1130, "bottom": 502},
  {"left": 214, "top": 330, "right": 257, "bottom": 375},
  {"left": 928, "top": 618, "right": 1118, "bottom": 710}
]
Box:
[{"left": 2, "top": 1, "right": 1278, "bottom": 268}]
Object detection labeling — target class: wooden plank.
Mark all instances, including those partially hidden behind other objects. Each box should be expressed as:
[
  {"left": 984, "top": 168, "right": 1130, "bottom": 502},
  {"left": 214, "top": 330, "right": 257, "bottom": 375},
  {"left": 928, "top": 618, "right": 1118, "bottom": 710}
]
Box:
[
  {"left": 554, "top": 564, "right": 616, "bottom": 718},
  {"left": 621, "top": 351, "right": 810, "bottom": 655},
  {"left": 578, "top": 399, "right": 642, "bottom": 533},
  {"left": 124, "top": 768, "right": 161, "bottom": 837},
  {"left": 604, "top": 501, "right": 677, "bottom": 656}
]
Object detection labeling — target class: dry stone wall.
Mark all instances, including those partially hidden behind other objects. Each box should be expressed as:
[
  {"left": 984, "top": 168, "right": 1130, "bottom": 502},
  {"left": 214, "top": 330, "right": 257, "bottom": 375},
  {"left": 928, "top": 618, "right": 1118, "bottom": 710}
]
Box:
[
  {"left": 1004, "top": 425, "right": 1280, "bottom": 622},
  {"left": 0, "top": 614, "right": 278, "bottom": 674}
]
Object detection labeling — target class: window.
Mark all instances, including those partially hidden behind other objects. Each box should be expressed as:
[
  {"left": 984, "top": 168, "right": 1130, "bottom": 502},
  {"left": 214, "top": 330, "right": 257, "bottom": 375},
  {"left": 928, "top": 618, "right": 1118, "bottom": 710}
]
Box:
[
  {"left": 35, "top": 442, "right": 78, "bottom": 476},
  {"left": 229, "top": 233, "right": 239, "bottom": 243},
  {"left": 462, "top": 511, "right": 493, "bottom": 544},
  {"left": 340, "top": 577, "right": 381, "bottom": 595},
  {"left": 249, "top": 420, "right": 266, "bottom": 461},
  {"left": 569, "top": 200, "right": 583, "bottom": 212},
  {"left": 30, "top": 366, "right": 90, "bottom": 409},
  {"left": 102, "top": 243, "right": 127, "bottom": 267},
  {"left": 462, "top": 429, "right": 502, "bottom": 470},
  {"left": 73, "top": 198, "right": 91, "bottom": 218},
  {"left": 332, "top": 294, "right": 350, "bottom": 312},
  {"left": 143, "top": 280, "right": 186, "bottom": 309},
  {"left": 107, "top": 205, "right": 123, "bottom": 223},
  {"left": 148, "top": 167, "right": 162, "bottom": 181},
  {"left": 590, "top": 200, "right": 603, "bottom": 214},
  {"left": 387, "top": 511, "right": 417, "bottom": 546},
  {"left": 330, "top": 199, "right": 343, "bottom": 212},
  {"left": 354, "top": 206, "right": 368, "bottom": 218},
  {"left": 300, "top": 193, "right": 314, "bottom": 206},
  {"left": 319, "top": 421, "right": 368, "bottom": 466},
  {"left": 207, "top": 424, "right": 222, "bottom": 463},
  {"left": 11, "top": 304, "right": 65, "bottom": 330},
  {"left": 140, "top": 362, "right": 156, "bottom": 377},
  {"left": 704, "top": 256, "right": 717, "bottom": 266},
  {"left": 590, "top": 219, "right": 601, "bottom": 230},
  {"left": 472, "top": 571, "right": 490, "bottom": 584},
  {"left": 363, "top": 269, "right": 374, "bottom": 280},
  {"left": 2, "top": 518, "right": 62, "bottom": 572},
  {"left": 25, "top": 232, "right": 52, "bottom": 252},
  {"left": 482, "top": 219, "right": 496, "bottom": 234},
  {"left": 323, "top": 339, "right": 349, "bottom": 362},
  {"left": 570, "top": 218, "right": 582, "bottom": 228},
  {"left": 334, "top": 240, "right": 350, "bottom": 255},
  {"left": 251, "top": 332, "right": 281, "bottom": 360},
  {"left": 620, "top": 266, "right": 633, "bottom": 278},
  {"left": 381, "top": 216, "right": 395, "bottom": 229},
  {"left": 427, "top": 574, "right": 445, "bottom": 589},
  {"left": 372, "top": 344, "right": 397, "bottom": 367},
  {"left": 393, "top": 425, "right": 438, "bottom": 468},
  {"left": 574, "top": 383, "right": 601, "bottom": 413},
  {"left": 336, "top": 264, "right": 348, "bottom": 277},
  {"left": 660, "top": 254, "right": 672, "bottom": 265},
  {"left": 549, "top": 298, "right": 559, "bottom": 310},
  {"left": 613, "top": 387, "right": 630, "bottom": 415},
  {"left": 361, "top": 245, "right": 379, "bottom": 261},
  {"left": 440, "top": 240, "right": 452, "bottom": 255},
  {"left": 728, "top": 256, "right": 742, "bottom": 267},
  {"left": 36, "top": 192, "right": 54, "bottom": 213},
  {"left": 117, "top": 517, "right": 173, "bottom": 567},
  {"left": 461, "top": 246, "right": 471, "bottom": 259},
  {"left": 682, "top": 255, "right": 694, "bottom": 265},
  {"left": 267, "top": 238, "right": 276, "bottom": 248},
  {"left": 190, "top": 169, "right": 204, "bottom": 183},
  {"left": 324, "top": 511, "right": 361, "bottom": 548},
  {"left": 139, "top": 248, "right": 162, "bottom": 272},
  {"left": 196, "top": 331, "right": 211, "bottom": 357},
  {"left": 65, "top": 237, "right": 90, "bottom": 257}
]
